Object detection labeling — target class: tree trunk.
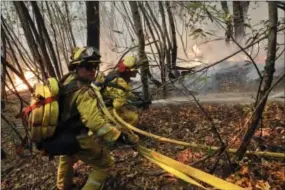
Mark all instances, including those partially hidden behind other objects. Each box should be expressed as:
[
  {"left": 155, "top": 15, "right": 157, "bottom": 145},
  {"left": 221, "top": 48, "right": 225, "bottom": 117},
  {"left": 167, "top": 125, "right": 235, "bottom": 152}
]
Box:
[
  {"left": 235, "top": 1, "right": 278, "bottom": 161},
  {"left": 159, "top": 2, "right": 171, "bottom": 67},
  {"left": 14, "top": 2, "right": 47, "bottom": 79},
  {"left": 144, "top": 2, "right": 167, "bottom": 93},
  {"left": 86, "top": 1, "right": 100, "bottom": 50},
  {"left": 221, "top": 1, "right": 233, "bottom": 44},
  {"left": 31, "top": 2, "right": 61, "bottom": 78},
  {"left": 129, "top": 1, "right": 150, "bottom": 101},
  {"left": 46, "top": 2, "right": 63, "bottom": 76},
  {"left": 2, "top": 16, "right": 43, "bottom": 81},
  {"left": 242, "top": 1, "right": 250, "bottom": 18},
  {"left": 1, "top": 26, "right": 7, "bottom": 109},
  {"left": 138, "top": 3, "right": 162, "bottom": 67},
  {"left": 64, "top": 2, "right": 76, "bottom": 48},
  {"left": 14, "top": 2, "right": 55, "bottom": 79},
  {"left": 138, "top": 3, "right": 163, "bottom": 88},
  {"left": 23, "top": 2, "right": 56, "bottom": 78},
  {"left": 166, "top": 2, "right": 178, "bottom": 77},
  {"left": 158, "top": 2, "right": 170, "bottom": 98},
  {"left": 145, "top": 2, "right": 163, "bottom": 51},
  {"left": 233, "top": 2, "right": 245, "bottom": 41},
  {"left": 53, "top": 2, "right": 69, "bottom": 65}
]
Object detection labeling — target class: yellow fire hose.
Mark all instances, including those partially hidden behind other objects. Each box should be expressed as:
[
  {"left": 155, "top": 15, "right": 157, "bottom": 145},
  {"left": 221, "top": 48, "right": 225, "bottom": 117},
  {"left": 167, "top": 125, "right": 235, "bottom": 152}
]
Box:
[
  {"left": 139, "top": 146, "right": 244, "bottom": 190},
  {"left": 142, "top": 153, "right": 207, "bottom": 189},
  {"left": 91, "top": 86, "right": 266, "bottom": 189},
  {"left": 110, "top": 109, "right": 245, "bottom": 189},
  {"left": 112, "top": 109, "right": 285, "bottom": 159},
  {"left": 92, "top": 84, "right": 135, "bottom": 136}
]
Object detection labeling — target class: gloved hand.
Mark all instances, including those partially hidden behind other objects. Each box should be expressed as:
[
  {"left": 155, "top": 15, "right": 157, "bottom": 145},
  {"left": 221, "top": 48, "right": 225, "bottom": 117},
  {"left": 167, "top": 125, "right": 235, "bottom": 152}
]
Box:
[{"left": 117, "top": 132, "right": 139, "bottom": 145}]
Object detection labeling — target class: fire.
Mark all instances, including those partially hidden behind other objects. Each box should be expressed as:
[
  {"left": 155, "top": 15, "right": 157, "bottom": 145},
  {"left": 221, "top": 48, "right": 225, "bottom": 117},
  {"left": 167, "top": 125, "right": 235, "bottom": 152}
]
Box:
[
  {"left": 14, "top": 71, "right": 37, "bottom": 91},
  {"left": 192, "top": 44, "right": 202, "bottom": 57}
]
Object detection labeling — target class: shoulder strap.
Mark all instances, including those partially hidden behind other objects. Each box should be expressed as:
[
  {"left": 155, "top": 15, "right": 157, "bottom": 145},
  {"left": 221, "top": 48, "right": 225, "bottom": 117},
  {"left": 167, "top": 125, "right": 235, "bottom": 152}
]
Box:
[
  {"left": 59, "top": 73, "right": 88, "bottom": 95},
  {"left": 59, "top": 73, "right": 72, "bottom": 85}
]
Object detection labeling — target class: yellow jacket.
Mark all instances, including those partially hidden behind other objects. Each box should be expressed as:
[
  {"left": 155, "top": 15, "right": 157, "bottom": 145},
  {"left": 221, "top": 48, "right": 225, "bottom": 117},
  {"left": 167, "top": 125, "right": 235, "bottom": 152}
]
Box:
[
  {"left": 103, "top": 77, "right": 136, "bottom": 109},
  {"left": 60, "top": 74, "right": 121, "bottom": 142}
]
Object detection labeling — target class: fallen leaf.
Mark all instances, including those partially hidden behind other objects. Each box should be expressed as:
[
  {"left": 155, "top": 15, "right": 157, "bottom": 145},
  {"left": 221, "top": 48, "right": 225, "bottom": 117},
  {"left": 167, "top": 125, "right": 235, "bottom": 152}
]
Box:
[
  {"left": 176, "top": 149, "right": 193, "bottom": 165},
  {"left": 240, "top": 166, "right": 249, "bottom": 175},
  {"left": 256, "top": 180, "right": 270, "bottom": 190}
]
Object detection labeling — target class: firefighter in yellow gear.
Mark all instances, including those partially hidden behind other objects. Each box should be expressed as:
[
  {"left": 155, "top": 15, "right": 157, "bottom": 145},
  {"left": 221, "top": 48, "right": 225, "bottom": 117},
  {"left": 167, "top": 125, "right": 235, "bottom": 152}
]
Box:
[
  {"left": 94, "top": 56, "right": 148, "bottom": 127},
  {"left": 38, "top": 47, "right": 138, "bottom": 190}
]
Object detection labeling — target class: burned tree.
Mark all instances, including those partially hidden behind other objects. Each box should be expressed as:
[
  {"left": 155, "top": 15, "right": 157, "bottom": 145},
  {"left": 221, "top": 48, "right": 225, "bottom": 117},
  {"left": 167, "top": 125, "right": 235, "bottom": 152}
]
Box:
[{"left": 86, "top": 1, "right": 100, "bottom": 50}]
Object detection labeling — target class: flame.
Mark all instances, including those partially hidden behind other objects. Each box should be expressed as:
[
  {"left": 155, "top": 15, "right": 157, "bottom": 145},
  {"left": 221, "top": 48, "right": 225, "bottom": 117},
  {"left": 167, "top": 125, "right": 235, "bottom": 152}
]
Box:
[
  {"left": 192, "top": 44, "right": 202, "bottom": 57},
  {"left": 14, "top": 71, "right": 37, "bottom": 91}
]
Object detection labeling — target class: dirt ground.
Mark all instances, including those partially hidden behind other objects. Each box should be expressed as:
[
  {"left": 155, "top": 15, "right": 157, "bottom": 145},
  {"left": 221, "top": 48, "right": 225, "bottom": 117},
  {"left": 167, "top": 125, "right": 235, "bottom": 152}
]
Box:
[{"left": 1, "top": 99, "right": 285, "bottom": 190}]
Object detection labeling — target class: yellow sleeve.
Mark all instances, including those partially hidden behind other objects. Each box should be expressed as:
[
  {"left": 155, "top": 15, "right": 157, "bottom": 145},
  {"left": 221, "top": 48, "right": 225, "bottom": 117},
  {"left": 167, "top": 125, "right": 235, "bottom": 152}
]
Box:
[{"left": 76, "top": 87, "right": 121, "bottom": 142}]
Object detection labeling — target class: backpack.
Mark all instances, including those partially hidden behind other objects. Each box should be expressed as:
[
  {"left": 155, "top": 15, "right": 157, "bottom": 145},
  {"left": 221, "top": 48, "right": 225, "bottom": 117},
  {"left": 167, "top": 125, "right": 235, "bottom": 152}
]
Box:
[
  {"left": 23, "top": 77, "right": 60, "bottom": 142},
  {"left": 18, "top": 74, "right": 92, "bottom": 156}
]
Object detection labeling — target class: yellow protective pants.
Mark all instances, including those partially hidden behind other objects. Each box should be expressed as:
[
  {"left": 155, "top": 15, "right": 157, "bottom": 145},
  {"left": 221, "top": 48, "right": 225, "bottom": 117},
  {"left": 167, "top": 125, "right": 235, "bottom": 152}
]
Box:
[
  {"left": 116, "top": 106, "right": 138, "bottom": 126},
  {"left": 56, "top": 135, "right": 114, "bottom": 190}
]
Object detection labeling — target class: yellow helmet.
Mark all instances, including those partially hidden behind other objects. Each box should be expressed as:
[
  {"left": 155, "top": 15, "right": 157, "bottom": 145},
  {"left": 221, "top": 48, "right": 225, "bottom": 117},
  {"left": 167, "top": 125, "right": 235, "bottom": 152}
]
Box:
[
  {"left": 68, "top": 47, "right": 101, "bottom": 71},
  {"left": 70, "top": 47, "right": 80, "bottom": 59},
  {"left": 124, "top": 56, "right": 136, "bottom": 68},
  {"left": 118, "top": 56, "right": 137, "bottom": 72},
  {"left": 70, "top": 47, "right": 101, "bottom": 65}
]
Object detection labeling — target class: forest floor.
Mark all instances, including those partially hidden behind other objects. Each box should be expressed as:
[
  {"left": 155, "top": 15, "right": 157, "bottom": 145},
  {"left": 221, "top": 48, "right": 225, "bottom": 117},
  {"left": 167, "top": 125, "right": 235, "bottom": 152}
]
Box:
[{"left": 1, "top": 95, "right": 285, "bottom": 190}]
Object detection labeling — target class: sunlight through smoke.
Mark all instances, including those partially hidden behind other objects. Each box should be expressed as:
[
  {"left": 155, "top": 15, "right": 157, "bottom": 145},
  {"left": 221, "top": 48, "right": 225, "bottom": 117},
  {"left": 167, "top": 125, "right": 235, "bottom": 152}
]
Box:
[
  {"left": 14, "top": 71, "right": 37, "bottom": 91},
  {"left": 192, "top": 44, "right": 202, "bottom": 57}
]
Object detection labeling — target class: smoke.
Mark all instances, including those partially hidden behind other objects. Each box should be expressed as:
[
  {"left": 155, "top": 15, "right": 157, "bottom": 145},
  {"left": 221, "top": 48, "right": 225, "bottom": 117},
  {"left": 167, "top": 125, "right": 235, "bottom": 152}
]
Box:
[{"left": 68, "top": 1, "right": 284, "bottom": 94}]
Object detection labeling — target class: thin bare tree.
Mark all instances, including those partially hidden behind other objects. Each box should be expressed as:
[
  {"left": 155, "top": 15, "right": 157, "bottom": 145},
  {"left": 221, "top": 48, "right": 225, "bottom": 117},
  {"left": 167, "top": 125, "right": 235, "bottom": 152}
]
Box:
[
  {"left": 236, "top": 1, "right": 278, "bottom": 160},
  {"left": 129, "top": 1, "right": 150, "bottom": 101}
]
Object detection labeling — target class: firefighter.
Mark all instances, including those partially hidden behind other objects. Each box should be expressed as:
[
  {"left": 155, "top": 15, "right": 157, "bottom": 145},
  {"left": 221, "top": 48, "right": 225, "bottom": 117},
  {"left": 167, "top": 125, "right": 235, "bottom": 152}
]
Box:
[
  {"left": 95, "top": 56, "right": 151, "bottom": 127},
  {"left": 38, "top": 47, "right": 139, "bottom": 190}
]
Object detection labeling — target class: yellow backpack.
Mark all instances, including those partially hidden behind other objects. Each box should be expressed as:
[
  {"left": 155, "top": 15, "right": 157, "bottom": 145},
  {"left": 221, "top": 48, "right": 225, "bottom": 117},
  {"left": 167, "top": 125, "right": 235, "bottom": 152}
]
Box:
[{"left": 23, "top": 78, "right": 59, "bottom": 142}]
